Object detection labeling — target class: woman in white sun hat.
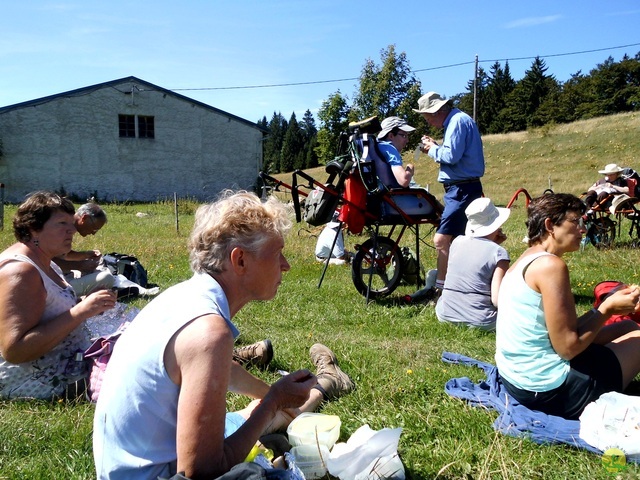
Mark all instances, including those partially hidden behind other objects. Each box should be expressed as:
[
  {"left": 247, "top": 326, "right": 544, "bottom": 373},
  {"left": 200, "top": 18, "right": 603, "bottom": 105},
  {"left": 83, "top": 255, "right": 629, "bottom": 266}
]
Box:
[{"left": 435, "top": 197, "right": 510, "bottom": 330}]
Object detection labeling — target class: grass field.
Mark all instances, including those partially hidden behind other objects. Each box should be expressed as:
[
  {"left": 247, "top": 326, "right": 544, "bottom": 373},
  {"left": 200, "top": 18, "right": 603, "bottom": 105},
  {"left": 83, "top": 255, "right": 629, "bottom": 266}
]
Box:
[{"left": 1, "top": 112, "right": 640, "bottom": 479}]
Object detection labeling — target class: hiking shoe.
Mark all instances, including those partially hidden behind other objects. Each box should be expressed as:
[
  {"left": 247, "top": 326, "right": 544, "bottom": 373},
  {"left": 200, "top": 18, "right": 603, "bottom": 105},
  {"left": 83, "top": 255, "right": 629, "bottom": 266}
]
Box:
[
  {"left": 233, "top": 339, "right": 273, "bottom": 368},
  {"left": 309, "top": 343, "right": 354, "bottom": 400}
]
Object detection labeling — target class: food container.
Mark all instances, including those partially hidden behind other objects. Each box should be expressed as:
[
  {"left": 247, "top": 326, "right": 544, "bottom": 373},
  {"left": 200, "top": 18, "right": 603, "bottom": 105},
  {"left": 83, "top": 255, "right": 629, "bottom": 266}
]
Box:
[
  {"left": 287, "top": 412, "right": 341, "bottom": 448},
  {"left": 290, "top": 444, "right": 330, "bottom": 480}
]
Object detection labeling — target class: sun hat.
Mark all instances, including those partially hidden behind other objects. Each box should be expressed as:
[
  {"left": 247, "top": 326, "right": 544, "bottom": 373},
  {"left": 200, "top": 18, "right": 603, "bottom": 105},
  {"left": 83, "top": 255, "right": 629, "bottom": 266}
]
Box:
[
  {"left": 464, "top": 198, "right": 511, "bottom": 237},
  {"left": 412, "top": 91, "right": 450, "bottom": 114},
  {"left": 377, "top": 116, "right": 415, "bottom": 139},
  {"left": 598, "top": 163, "right": 624, "bottom": 175}
]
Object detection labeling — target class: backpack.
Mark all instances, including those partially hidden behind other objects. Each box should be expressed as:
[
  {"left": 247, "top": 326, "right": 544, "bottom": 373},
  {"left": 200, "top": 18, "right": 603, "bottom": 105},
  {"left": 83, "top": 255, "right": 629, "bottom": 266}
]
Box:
[
  {"left": 302, "top": 186, "right": 340, "bottom": 226},
  {"left": 102, "top": 252, "right": 148, "bottom": 287}
]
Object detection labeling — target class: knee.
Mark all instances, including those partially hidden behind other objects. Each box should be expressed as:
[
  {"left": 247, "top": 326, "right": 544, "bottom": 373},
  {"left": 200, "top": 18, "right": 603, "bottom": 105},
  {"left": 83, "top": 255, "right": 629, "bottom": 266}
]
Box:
[{"left": 95, "top": 270, "right": 116, "bottom": 290}]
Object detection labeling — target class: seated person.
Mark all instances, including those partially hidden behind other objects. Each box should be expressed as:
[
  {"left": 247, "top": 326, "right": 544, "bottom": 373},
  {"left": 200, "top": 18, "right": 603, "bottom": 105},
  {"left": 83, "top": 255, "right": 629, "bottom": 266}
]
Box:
[
  {"left": 377, "top": 116, "right": 416, "bottom": 188},
  {"left": 436, "top": 198, "right": 510, "bottom": 331},
  {"left": 93, "top": 191, "right": 355, "bottom": 480},
  {"left": 583, "top": 163, "right": 629, "bottom": 211},
  {"left": 0, "top": 191, "right": 117, "bottom": 400},
  {"left": 315, "top": 212, "right": 350, "bottom": 265},
  {"left": 54, "top": 203, "right": 115, "bottom": 296},
  {"left": 496, "top": 193, "right": 640, "bottom": 420}
]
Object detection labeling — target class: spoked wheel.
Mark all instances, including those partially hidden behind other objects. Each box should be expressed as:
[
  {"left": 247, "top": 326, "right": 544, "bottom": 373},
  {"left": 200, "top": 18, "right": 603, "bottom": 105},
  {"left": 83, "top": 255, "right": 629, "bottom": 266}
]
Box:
[
  {"left": 587, "top": 217, "right": 616, "bottom": 248},
  {"left": 351, "top": 237, "right": 403, "bottom": 299}
]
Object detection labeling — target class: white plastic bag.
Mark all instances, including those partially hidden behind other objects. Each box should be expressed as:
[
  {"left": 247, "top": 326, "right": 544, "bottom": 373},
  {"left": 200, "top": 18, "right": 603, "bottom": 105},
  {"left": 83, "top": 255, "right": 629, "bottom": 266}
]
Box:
[
  {"left": 579, "top": 391, "right": 640, "bottom": 462},
  {"left": 327, "top": 425, "right": 405, "bottom": 480}
]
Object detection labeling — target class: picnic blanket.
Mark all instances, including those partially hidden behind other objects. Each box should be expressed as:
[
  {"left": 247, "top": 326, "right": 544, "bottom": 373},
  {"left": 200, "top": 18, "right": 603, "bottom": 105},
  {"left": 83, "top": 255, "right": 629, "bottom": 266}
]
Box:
[{"left": 441, "top": 352, "right": 606, "bottom": 455}]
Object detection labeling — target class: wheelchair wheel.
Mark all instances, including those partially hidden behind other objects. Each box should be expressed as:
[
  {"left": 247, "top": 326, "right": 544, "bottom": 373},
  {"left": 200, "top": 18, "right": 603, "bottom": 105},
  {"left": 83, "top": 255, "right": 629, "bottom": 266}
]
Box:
[
  {"left": 351, "top": 237, "right": 403, "bottom": 299},
  {"left": 587, "top": 217, "right": 616, "bottom": 248}
]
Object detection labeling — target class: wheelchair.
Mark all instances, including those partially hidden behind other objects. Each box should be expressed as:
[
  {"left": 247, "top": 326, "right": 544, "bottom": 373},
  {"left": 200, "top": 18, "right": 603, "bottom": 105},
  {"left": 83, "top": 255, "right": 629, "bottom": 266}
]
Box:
[
  {"left": 259, "top": 116, "right": 443, "bottom": 301},
  {"left": 581, "top": 169, "right": 640, "bottom": 248}
]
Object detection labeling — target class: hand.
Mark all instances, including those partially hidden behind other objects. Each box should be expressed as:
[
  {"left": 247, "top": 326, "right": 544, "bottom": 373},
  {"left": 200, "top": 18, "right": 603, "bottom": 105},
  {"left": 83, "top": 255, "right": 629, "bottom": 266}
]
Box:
[
  {"left": 420, "top": 135, "right": 438, "bottom": 152},
  {"left": 495, "top": 230, "right": 508, "bottom": 245},
  {"left": 601, "top": 285, "right": 640, "bottom": 316},
  {"left": 77, "top": 288, "right": 117, "bottom": 317},
  {"left": 78, "top": 257, "right": 101, "bottom": 273},
  {"left": 263, "top": 369, "right": 316, "bottom": 411},
  {"left": 405, "top": 163, "right": 415, "bottom": 176}
]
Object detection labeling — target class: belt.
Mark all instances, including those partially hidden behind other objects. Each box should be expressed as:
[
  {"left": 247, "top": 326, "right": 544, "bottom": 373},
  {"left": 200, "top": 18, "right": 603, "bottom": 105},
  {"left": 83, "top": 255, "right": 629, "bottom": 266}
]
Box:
[{"left": 442, "top": 178, "right": 480, "bottom": 188}]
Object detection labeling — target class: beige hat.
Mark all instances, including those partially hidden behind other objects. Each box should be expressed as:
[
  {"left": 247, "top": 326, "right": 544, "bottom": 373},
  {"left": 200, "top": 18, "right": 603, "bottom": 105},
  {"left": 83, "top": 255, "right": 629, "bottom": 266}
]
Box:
[
  {"left": 598, "top": 163, "right": 624, "bottom": 175},
  {"left": 377, "top": 116, "right": 415, "bottom": 139},
  {"left": 412, "top": 91, "right": 450, "bottom": 114},
  {"left": 464, "top": 198, "right": 510, "bottom": 237}
]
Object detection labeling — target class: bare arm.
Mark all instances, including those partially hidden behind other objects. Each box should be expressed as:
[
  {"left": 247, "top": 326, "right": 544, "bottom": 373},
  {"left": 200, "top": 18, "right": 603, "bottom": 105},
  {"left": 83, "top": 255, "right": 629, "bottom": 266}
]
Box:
[
  {"left": 0, "top": 261, "right": 116, "bottom": 363},
  {"left": 391, "top": 164, "right": 413, "bottom": 188},
  {"left": 170, "top": 314, "right": 316, "bottom": 479},
  {"left": 528, "top": 255, "right": 639, "bottom": 359},
  {"left": 53, "top": 250, "right": 101, "bottom": 274},
  {"left": 490, "top": 259, "right": 510, "bottom": 307}
]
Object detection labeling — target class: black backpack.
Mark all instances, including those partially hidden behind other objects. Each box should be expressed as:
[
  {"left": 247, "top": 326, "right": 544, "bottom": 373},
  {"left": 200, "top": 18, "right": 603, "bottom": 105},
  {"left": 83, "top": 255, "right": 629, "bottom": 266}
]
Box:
[{"left": 102, "top": 252, "right": 148, "bottom": 287}]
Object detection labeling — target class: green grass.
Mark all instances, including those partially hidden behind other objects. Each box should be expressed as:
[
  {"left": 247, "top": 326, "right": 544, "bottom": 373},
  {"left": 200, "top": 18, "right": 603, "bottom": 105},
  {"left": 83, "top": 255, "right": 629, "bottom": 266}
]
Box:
[{"left": 2, "top": 113, "right": 640, "bottom": 479}]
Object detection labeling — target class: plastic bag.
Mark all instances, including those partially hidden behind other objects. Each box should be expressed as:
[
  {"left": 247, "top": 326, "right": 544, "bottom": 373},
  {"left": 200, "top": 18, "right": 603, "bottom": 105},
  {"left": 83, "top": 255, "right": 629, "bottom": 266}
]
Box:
[
  {"left": 579, "top": 391, "right": 640, "bottom": 462},
  {"left": 327, "top": 425, "right": 405, "bottom": 480}
]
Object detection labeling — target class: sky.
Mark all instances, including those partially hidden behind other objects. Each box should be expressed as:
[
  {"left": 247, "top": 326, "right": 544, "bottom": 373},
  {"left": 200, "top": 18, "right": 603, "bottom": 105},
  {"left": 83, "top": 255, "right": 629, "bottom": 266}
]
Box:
[{"left": 1, "top": 1, "right": 639, "bottom": 124}]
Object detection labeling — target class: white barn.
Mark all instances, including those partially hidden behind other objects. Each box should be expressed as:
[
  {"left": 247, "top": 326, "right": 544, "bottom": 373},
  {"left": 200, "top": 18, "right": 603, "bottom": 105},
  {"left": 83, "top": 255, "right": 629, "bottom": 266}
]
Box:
[{"left": 0, "top": 76, "right": 266, "bottom": 203}]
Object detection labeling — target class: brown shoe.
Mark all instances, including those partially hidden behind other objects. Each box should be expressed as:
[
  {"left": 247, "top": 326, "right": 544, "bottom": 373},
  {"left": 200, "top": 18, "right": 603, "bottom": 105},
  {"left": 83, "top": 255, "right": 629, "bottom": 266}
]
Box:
[
  {"left": 309, "top": 343, "right": 354, "bottom": 400},
  {"left": 233, "top": 339, "right": 273, "bottom": 368}
]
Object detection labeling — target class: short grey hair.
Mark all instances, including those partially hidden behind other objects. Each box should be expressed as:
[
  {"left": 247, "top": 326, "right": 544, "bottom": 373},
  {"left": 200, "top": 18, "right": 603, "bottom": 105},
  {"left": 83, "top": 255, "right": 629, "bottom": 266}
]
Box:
[
  {"left": 188, "top": 190, "right": 292, "bottom": 276},
  {"left": 77, "top": 203, "right": 107, "bottom": 223}
]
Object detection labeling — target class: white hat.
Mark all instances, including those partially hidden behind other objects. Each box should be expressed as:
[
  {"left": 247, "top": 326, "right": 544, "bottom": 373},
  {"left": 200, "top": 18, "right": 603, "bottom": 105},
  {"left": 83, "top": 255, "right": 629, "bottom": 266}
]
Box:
[
  {"left": 412, "top": 91, "right": 450, "bottom": 114},
  {"left": 465, "top": 198, "right": 510, "bottom": 237},
  {"left": 598, "top": 163, "right": 624, "bottom": 175},
  {"left": 377, "top": 116, "right": 415, "bottom": 139}
]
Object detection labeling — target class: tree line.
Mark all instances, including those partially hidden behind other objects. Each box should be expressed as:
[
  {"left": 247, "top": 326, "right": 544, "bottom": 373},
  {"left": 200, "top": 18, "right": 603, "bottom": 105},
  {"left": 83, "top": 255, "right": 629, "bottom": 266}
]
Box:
[{"left": 259, "top": 45, "right": 640, "bottom": 173}]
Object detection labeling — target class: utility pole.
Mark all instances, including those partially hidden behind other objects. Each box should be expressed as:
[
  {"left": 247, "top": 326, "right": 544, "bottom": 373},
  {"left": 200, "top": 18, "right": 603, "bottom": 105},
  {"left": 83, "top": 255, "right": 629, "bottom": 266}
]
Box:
[{"left": 473, "top": 54, "right": 478, "bottom": 122}]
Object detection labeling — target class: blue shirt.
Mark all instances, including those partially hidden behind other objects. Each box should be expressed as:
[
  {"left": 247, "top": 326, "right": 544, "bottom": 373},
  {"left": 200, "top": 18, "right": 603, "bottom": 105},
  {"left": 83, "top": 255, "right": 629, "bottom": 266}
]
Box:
[
  {"left": 377, "top": 141, "right": 403, "bottom": 167},
  {"left": 428, "top": 108, "right": 485, "bottom": 183}
]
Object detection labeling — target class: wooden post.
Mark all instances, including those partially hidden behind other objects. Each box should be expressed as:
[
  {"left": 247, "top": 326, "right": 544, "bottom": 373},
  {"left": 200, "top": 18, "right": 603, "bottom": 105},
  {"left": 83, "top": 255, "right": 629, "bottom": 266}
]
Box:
[
  {"left": 0, "top": 183, "right": 4, "bottom": 231},
  {"left": 174, "top": 192, "right": 179, "bottom": 234}
]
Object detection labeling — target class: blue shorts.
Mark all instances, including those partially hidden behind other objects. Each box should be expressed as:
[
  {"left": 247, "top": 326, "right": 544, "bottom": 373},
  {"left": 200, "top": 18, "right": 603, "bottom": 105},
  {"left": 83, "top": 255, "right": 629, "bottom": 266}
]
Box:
[
  {"left": 500, "top": 343, "right": 623, "bottom": 420},
  {"left": 225, "top": 411, "right": 246, "bottom": 437},
  {"left": 437, "top": 181, "right": 483, "bottom": 236}
]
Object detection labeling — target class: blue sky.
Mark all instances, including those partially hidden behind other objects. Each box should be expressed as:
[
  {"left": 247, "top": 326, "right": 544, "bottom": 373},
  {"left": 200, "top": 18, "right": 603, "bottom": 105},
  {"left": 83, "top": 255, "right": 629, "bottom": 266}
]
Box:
[{"left": 1, "top": 1, "right": 638, "bottom": 124}]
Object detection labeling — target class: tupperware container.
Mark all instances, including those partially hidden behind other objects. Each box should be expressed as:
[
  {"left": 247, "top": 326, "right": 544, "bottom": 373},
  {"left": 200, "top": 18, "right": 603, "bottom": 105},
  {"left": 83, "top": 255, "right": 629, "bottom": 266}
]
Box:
[
  {"left": 287, "top": 412, "right": 341, "bottom": 448},
  {"left": 290, "top": 444, "right": 330, "bottom": 480}
]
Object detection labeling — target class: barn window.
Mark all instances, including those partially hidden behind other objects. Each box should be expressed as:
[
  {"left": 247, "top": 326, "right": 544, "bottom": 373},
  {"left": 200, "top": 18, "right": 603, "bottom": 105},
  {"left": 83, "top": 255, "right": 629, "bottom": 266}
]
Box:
[
  {"left": 138, "top": 116, "right": 155, "bottom": 139},
  {"left": 119, "top": 115, "right": 136, "bottom": 137}
]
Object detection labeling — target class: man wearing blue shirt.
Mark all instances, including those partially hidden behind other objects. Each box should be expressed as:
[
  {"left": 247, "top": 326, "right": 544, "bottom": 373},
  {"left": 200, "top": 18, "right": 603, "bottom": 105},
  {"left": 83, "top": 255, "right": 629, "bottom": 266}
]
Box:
[{"left": 414, "top": 91, "right": 485, "bottom": 294}]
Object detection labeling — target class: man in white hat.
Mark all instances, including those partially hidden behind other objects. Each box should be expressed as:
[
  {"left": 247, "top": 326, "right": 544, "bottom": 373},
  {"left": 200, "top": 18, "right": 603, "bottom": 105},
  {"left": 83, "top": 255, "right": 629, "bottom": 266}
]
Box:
[
  {"left": 584, "top": 163, "right": 629, "bottom": 212},
  {"left": 435, "top": 197, "right": 510, "bottom": 330},
  {"left": 376, "top": 116, "right": 416, "bottom": 188},
  {"left": 413, "top": 92, "right": 485, "bottom": 293}
]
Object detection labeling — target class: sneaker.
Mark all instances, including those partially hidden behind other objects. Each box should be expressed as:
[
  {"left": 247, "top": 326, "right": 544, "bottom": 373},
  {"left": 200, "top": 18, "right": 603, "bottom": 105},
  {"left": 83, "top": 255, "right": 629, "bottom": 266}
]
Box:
[
  {"left": 233, "top": 339, "right": 273, "bottom": 368},
  {"left": 309, "top": 343, "right": 354, "bottom": 400}
]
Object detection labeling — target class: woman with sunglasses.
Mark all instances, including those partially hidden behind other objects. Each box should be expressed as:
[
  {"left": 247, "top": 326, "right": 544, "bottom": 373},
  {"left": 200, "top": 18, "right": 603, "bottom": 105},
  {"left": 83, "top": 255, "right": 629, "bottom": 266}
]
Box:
[{"left": 495, "top": 192, "right": 640, "bottom": 419}]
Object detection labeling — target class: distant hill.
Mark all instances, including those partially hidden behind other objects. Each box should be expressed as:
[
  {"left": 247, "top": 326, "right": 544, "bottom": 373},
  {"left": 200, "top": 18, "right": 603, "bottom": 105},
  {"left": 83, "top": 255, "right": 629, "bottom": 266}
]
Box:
[{"left": 271, "top": 111, "right": 640, "bottom": 207}]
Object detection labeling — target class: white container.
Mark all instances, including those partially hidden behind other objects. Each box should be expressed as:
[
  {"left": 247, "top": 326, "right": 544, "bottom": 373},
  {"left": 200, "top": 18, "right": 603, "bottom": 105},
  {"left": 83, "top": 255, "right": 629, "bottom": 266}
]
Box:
[
  {"left": 287, "top": 412, "right": 341, "bottom": 448},
  {"left": 290, "top": 444, "right": 330, "bottom": 480}
]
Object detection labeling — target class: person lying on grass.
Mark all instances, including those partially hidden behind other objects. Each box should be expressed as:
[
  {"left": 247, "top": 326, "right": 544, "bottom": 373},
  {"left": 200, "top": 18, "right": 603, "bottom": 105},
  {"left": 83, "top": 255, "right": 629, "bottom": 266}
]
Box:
[
  {"left": 93, "top": 190, "right": 354, "bottom": 480},
  {"left": 495, "top": 192, "right": 640, "bottom": 420}
]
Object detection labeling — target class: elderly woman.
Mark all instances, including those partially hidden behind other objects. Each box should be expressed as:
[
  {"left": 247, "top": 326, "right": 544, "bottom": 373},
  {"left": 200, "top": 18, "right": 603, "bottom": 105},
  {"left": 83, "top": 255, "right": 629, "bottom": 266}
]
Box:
[
  {"left": 496, "top": 193, "right": 640, "bottom": 419},
  {"left": 93, "top": 191, "right": 354, "bottom": 480},
  {"left": 0, "top": 191, "right": 116, "bottom": 399}
]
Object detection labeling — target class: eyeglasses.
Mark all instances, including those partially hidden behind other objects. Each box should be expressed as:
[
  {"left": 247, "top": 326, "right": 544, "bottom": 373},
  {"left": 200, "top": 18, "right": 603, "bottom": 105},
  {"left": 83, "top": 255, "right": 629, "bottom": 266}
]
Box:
[
  {"left": 396, "top": 132, "right": 408, "bottom": 139},
  {"left": 565, "top": 216, "right": 586, "bottom": 229}
]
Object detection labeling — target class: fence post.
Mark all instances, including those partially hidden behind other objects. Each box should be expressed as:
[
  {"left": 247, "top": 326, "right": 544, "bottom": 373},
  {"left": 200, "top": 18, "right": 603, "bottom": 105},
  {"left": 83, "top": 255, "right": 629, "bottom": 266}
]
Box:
[
  {"left": 174, "top": 192, "right": 179, "bottom": 234},
  {"left": 0, "top": 183, "right": 4, "bottom": 231}
]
